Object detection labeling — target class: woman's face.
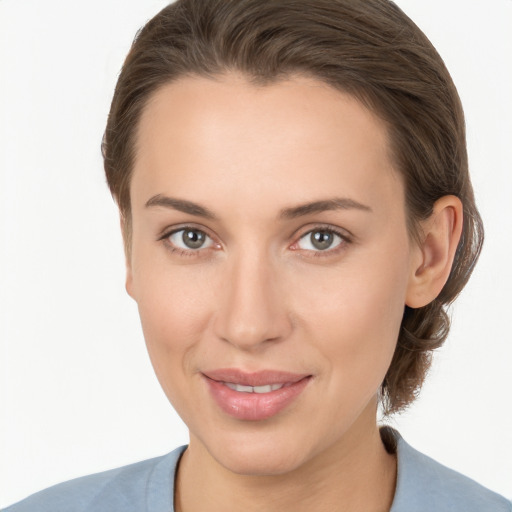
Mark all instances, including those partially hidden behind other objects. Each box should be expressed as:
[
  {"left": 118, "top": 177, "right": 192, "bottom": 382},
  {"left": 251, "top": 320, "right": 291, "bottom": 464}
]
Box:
[{"left": 127, "top": 73, "right": 422, "bottom": 475}]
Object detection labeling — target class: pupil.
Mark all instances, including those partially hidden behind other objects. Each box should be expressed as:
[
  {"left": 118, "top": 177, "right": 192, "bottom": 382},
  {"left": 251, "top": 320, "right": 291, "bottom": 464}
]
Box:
[
  {"left": 183, "top": 229, "right": 205, "bottom": 249},
  {"left": 311, "top": 231, "right": 333, "bottom": 250}
]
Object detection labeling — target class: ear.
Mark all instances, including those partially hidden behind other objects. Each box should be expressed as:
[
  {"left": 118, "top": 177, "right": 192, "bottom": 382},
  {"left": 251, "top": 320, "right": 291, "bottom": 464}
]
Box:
[
  {"left": 406, "top": 195, "right": 463, "bottom": 309},
  {"left": 120, "top": 214, "right": 135, "bottom": 300}
]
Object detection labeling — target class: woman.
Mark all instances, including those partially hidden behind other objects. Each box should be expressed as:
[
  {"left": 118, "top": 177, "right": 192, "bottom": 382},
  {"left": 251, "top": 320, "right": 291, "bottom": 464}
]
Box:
[{"left": 2, "top": 0, "right": 510, "bottom": 510}]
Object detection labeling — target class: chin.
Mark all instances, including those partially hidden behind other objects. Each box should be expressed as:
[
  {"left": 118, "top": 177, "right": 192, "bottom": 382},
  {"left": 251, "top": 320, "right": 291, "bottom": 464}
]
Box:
[
  {"left": 218, "top": 446, "right": 307, "bottom": 477},
  {"left": 197, "top": 425, "right": 319, "bottom": 477}
]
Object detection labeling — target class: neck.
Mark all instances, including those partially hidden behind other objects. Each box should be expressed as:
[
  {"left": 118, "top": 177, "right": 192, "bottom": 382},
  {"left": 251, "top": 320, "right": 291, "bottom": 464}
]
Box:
[{"left": 175, "top": 406, "right": 396, "bottom": 512}]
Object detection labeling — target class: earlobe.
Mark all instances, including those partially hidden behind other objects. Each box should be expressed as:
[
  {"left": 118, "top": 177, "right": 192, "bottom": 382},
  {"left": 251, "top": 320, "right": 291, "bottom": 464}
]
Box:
[
  {"left": 125, "top": 264, "right": 135, "bottom": 299},
  {"left": 406, "top": 195, "right": 463, "bottom": 309}
]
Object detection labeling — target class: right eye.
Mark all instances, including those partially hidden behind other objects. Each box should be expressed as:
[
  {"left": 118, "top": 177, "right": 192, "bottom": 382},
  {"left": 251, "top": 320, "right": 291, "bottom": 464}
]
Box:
[{"left": 165, "top": 228, "right": 215, "bottom": 251}]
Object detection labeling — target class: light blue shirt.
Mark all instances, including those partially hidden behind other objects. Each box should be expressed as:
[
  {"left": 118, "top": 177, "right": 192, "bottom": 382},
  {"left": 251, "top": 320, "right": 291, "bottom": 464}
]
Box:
[{"left": 3, "top": 428, "right": 510, "bottom": 511}]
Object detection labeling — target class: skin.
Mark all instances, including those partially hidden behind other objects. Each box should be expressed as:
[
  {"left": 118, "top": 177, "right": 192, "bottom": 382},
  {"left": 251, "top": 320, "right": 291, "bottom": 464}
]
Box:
[{"left": 126, "top": 73, "right": 462, "bottom": 511}]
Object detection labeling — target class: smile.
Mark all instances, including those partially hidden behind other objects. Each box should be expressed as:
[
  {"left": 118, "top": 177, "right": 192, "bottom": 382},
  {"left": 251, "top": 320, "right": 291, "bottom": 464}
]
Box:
[{"left": 202, "top": 369, "right": 312, "bottom": 421}]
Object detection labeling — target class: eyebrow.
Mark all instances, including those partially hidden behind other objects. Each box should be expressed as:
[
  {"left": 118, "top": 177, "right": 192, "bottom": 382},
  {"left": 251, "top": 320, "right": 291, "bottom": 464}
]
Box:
[
  {"left": 279, "top": 197, "right": 372, "bottom": 219},
  {"left": 144, "top": 194, "right": 372, "bottom": 220},
  {"left": 145, "top": 194, "right": 217, "bottom": 219}
]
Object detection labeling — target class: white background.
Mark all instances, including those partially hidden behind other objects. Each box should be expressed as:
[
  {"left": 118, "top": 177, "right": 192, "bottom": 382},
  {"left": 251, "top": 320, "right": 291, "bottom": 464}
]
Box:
[{"left": 1, "top": 0, "right": 511, "bottom": 507}]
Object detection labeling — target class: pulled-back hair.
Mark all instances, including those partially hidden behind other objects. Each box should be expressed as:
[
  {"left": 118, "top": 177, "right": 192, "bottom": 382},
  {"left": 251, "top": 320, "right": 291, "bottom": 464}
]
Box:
[{"left": 102, "top": 0, "right": 483, "bottom": 414}]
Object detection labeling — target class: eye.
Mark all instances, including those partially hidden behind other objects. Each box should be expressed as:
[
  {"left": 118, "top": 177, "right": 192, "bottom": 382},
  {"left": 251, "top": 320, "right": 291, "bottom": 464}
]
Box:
[
  {"left": 166, "top": 228, "right": 215, "bottom": 251},
  {"left": 296, "top": 228, "right": 345, "bottom": 252}
]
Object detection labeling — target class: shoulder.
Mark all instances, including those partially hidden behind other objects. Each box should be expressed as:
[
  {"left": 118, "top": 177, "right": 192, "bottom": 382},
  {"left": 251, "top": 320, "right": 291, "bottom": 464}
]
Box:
[
  {"left": 1, "top": 446, "right": 186, "bottom": 512},
  {"left": 384, "top": 427, "right": 511, "bottom": 512}
]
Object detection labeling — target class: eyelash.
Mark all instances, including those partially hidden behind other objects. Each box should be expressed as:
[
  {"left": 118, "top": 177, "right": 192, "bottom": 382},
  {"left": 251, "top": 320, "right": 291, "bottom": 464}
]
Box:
[
  {"left": 158, "top": 225, "right": 352, "bottom": 259},
  {"left": 158, "top": 226, "right": 218, "bottom": 258},
  {"left": 292, "top": 226, "right": 351, "bottom": 258}
]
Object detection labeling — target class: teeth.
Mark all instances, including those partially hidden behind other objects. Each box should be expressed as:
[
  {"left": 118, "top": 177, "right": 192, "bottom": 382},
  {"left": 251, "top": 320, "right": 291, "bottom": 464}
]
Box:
[
  {"left": 235, "top": 384, "right": 253, "bottom": 393},
  {"left": 253, "top": 385, "right": 272, "bottom": 393},
  {"left": 224, "top": 382, "right": 285, "bottom": 393}
]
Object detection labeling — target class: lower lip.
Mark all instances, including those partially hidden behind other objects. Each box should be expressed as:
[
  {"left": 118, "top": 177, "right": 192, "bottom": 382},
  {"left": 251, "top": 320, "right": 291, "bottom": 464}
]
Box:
[{"left": 204, "top": 376, "right": 311, "bottom": 421}]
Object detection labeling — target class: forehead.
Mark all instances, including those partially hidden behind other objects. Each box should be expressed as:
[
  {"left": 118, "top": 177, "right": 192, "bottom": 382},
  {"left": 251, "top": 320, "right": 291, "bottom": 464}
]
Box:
[{"left": 131, "top": 73, "right": 402, "bottom": 217}]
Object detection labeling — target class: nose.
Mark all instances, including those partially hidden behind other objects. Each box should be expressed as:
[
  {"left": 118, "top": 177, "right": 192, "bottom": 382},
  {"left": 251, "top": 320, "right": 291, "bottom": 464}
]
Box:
[{"left": 213, "top": 248, "right": 292, "bottom": 351}]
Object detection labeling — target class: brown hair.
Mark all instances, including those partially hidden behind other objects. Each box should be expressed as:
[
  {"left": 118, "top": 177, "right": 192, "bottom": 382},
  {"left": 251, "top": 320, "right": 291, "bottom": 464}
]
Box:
[{"left": 102, "top": 0, "right": 483, "bottom": 414}]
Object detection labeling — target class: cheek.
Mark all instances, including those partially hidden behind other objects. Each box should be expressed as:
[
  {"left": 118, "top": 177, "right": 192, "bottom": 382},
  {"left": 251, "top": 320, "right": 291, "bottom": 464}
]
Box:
[
  {"left": 137, "top": 277, "right": 210, "bottom": 341},
  {"left": 290, "top": 251, "right": 409, "bottom": 384},
  {"left": 132, "top": 256, "right": 215, "bottom": 388}
]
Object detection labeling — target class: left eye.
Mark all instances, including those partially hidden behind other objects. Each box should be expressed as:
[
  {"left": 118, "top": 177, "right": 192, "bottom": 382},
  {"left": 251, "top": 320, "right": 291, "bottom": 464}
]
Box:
[
  {"left": 296, "top": 229, "right": 344, "bottom": 251},
  {"left": 167, "top": 228, "right": 214, "bottom": 250}
]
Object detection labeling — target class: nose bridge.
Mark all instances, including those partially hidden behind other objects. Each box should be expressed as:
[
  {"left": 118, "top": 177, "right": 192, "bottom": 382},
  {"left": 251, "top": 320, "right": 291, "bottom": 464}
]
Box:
[{"left": 214, "top": 244, "right": 290, "bottom": 350}]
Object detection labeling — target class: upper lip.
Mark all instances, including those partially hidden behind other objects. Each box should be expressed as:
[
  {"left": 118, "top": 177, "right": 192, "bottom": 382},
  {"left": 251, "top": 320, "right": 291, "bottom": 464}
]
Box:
[{"left": 202, "top": 368, "right": 311, "bottom": 387}]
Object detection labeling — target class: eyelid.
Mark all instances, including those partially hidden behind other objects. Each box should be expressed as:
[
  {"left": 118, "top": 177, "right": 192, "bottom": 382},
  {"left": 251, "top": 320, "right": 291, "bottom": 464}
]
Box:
[
  {"left": 292, "top": 223, "right": 353, "bottom": 242},
  {"left": 158, "top": 222, "right": 215, "bottom": 241}
]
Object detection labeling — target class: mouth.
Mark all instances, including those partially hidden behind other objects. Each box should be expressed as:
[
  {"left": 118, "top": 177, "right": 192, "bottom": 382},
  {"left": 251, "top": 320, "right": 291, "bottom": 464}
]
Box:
[{"left": 202, "top": 369, "right": 312, "bottom": 421}]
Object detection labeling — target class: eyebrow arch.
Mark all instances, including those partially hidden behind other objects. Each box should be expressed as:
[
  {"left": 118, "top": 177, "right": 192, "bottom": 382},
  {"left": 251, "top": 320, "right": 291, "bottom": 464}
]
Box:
[
  {"left": 145, "top": 194, "right": 217, "bottom": 220},
  {"left": 279, "top": 197, "right": 372, "bottom": 219}
]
